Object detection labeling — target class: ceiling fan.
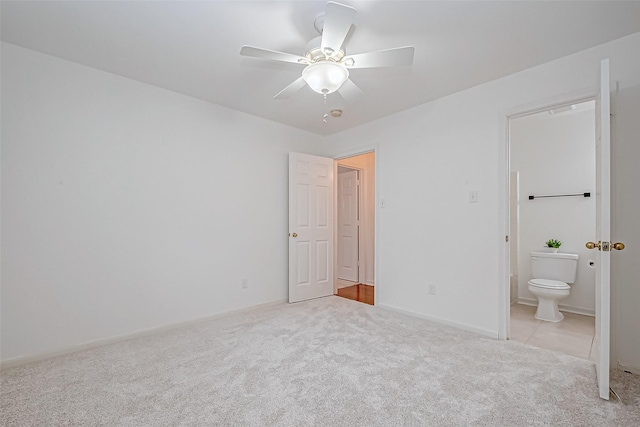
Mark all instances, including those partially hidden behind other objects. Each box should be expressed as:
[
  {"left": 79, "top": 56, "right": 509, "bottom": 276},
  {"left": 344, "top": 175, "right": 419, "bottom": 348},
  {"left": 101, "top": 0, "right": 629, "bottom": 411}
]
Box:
[{"left": 239, "top": 1, "right": 415, "bottom": 101}]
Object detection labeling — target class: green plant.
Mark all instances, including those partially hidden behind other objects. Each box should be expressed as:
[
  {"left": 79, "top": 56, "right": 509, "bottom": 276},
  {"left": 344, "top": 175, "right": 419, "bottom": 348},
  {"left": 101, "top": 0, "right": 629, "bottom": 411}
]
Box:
[{"left": 545, "top": 239, "right": 562, "bottom": 248}]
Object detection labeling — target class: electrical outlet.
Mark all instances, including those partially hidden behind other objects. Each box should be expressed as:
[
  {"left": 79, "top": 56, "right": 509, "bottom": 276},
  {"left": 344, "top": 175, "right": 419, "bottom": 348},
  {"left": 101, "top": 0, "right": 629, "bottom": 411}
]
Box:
[
  {"left": 241, "top": 278, "right": 248, "bottom": 289},
  {"left": 469, "top": 191, "right": 479, "bottom": 203},
  {"left": 428, "top": 284, "right": 436, "bottom": 295}
]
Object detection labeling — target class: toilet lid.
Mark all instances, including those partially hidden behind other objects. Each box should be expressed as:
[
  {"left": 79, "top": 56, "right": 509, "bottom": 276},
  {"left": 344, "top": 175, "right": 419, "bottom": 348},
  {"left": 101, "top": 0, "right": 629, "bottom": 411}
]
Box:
[{"left": 528, "top": 279, "right": 570, "bottom": 290}]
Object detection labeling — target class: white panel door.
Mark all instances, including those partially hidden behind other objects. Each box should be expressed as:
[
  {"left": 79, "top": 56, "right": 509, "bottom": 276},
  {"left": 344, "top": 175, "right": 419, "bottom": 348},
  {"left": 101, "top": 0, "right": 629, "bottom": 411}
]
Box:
[
  {"left": 289, "top": 152, "right": 334, "bottom": 303},
  {"left": 337, "top": 169, "right": 359, "bottom": 282},
  {"left": 593, "top": 58, "right": 611, "bottom": 400}
]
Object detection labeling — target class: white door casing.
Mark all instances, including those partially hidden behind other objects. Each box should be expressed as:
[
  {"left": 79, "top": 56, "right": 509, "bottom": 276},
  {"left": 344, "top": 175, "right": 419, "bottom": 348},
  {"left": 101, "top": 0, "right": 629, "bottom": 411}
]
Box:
[
  {"left": 594, "top": 58, "right": 612, "bottom": 400},
  {"left": 289, "top": 152, "right": 334, "bottom": 303},
  {"left": 337, "top": 169, "right": 359, "bottom": 282}
]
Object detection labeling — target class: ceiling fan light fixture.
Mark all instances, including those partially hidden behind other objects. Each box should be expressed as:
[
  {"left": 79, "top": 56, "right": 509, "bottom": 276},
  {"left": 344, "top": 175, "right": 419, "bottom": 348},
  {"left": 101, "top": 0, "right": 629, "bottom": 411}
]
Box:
[
  {"left": 302, "top": 61, "right": 349, "bottom": 94},
  {"left": 239, "top": 2, "right": 414, "bottom": 101}
]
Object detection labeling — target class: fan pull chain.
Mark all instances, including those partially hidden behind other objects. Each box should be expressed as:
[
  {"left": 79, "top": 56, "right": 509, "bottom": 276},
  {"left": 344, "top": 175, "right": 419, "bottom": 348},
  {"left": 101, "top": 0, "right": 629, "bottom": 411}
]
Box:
[{"left": 322, "top": 94, "right": 329, "bottom": 124}]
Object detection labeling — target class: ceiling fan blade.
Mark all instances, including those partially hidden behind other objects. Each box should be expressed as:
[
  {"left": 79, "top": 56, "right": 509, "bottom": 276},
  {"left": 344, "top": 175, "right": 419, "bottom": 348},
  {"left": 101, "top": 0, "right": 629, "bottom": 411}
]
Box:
[
  {"left": 321, "top": 2, "right": 356, "bottom": 57},
  {"left": 337, "top": 78, "right": 363, "bottom": 103},
  {"left": 344, "top": 47, "right": 415, "bottom": 69},
  {"left": 240, "top": 46, "right": 308, "bottom": 65},
  {"left": 274, "top": 77, "right": 307, "bottom": 100}
]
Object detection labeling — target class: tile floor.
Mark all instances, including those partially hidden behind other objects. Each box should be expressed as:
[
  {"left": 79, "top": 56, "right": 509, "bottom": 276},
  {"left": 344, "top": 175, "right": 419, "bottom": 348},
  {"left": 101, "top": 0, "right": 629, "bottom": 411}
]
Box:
[{"left": 510, "top": 303, "right": 595, "bottom": 360}]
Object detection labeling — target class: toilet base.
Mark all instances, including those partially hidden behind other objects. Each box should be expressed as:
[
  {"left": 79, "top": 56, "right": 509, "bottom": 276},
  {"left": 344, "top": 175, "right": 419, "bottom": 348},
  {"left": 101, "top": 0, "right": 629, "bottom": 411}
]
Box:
[
  {"left": 528, "top": 283, "right": 570, "bottom": 322},
  {"left": 534, "top": 300, "right": 564, "bottom": 322}
]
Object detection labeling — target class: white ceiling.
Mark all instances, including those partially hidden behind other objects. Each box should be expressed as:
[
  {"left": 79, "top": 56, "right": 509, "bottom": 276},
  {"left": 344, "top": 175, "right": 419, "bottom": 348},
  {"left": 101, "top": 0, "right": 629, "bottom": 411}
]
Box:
[{"left": 2, "top": 1, "right": 640, "bottom": 136}]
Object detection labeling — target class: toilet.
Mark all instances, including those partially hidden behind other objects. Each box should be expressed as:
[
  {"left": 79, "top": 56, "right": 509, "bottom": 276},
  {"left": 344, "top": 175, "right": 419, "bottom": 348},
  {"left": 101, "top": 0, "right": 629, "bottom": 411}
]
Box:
[{"left": 528, "top": 252, "right": 579, "bottom": 322}]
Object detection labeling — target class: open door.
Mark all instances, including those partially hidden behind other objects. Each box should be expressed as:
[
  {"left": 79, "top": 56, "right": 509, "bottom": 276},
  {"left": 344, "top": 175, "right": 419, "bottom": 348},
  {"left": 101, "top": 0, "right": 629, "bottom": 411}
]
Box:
[
  {"left": 591, "top": 58, "right": 612, "bottom": 400},
  {"left": 337, "top": 168, "right": 359, "bottom": 282},
  {"left": 586, "top": 58, "right": 626, "bottom": 400},
  {"left": 288, "top": 152, "right": 334, "bottom": 303}
]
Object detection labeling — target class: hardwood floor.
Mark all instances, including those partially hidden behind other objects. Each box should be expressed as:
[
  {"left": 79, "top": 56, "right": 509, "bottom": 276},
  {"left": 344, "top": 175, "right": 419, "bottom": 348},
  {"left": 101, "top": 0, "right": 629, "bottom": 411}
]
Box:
[{"left": 336, "top": 284, "right": 374, "bottom": 305}]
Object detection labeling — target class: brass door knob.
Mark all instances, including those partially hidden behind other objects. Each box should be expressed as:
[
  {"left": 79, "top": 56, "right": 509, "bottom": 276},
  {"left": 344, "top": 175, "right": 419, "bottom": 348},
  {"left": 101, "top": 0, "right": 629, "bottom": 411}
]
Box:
[
  {"left": 612, "top": 242, "right": 625, "bottom": 250},
  {"left": 291, "top": 232, "right": 298, "bottom": 238},
  {"left": 586, "top": 241, "right": 601, "bottom": 250}
]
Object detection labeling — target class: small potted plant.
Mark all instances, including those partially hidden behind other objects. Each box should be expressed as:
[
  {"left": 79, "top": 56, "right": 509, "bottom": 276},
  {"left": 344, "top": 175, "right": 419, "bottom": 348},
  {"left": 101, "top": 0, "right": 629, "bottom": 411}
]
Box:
[{"left": 544, "top": 239, "right": 562, "bottom": 253}]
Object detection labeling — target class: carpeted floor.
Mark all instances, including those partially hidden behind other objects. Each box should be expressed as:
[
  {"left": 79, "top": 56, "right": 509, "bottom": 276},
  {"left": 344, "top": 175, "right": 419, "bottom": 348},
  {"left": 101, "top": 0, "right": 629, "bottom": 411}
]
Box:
[{"left": 1, "top": 296, "right": 639, "bottom": 426}]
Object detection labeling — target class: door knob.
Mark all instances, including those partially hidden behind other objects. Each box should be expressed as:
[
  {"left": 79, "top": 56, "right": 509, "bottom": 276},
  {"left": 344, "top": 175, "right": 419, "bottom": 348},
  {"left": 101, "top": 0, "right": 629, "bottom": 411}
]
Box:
[
  {"left": 291, "top": 232, "right": 298, "bottom": 238},
  {"left": 586, "top": 241, "right": 625, "bottom": 251},
  {"left": 586, "top": 241, "right": 601, "bottom": 250}
]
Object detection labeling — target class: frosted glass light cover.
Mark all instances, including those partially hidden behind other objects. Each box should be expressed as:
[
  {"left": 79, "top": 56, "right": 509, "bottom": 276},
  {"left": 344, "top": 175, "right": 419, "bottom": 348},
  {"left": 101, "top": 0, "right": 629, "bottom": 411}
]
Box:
[{"left": 302, "top": 62, "right": 349, "bottom": 94}]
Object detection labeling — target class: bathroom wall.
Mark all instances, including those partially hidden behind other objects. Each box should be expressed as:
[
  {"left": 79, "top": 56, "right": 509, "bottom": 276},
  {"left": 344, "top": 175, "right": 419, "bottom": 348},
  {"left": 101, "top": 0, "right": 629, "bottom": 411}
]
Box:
[{"left": 511, "top": 102, "right": 596, "bottom": 315}]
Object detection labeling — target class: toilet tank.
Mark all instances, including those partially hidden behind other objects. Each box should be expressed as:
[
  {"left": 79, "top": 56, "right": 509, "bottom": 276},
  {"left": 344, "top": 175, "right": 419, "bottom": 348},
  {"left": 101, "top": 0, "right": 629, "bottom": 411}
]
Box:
[{"left": 530, "top": 252, "right": 579, "bottom": 283}]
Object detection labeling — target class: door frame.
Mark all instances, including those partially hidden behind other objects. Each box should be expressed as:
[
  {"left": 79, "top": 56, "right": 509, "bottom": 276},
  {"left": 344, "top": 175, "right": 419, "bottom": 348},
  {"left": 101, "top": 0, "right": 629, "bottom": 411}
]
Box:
[
  {"left": 333, "top": 146, "right": 378, "bottom": 305},
  {"left": 336, "top": 165, "right": 364, "bottom": 284},
  {"left": 499, "top": 91, "right": 598, "bottom": 340}
]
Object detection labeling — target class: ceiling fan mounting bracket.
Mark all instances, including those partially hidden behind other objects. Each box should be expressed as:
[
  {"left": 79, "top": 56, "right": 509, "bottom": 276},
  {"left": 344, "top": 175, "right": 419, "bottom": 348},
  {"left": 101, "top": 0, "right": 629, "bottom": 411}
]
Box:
[{"left": 304, "top": 45, "right": 346, "bottom": 63}]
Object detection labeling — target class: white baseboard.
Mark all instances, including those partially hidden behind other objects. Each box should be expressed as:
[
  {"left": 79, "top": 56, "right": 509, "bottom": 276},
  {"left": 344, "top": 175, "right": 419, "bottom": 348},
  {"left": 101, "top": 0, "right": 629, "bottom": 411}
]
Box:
[
  {"left": 617, "top": 363, "right": 640, "bottom": 376},
  {"left": 516, "top": 297, "right": 595, "bottom": 317},
  {"left": 516, "top": 299, "right": 536, "bottom": 306},
  {"left": 378, "top": 304, "right": 498, "bottom": 339},
  {"left": 0, "top": 299, "right": 287, "bottom": 370}
]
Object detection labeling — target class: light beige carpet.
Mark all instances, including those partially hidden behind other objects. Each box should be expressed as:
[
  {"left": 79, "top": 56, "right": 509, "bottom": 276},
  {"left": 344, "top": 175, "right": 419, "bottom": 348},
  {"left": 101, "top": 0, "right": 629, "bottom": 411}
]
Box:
[{"left": 1, "top": 296, "right": 639, "bottom": 426}]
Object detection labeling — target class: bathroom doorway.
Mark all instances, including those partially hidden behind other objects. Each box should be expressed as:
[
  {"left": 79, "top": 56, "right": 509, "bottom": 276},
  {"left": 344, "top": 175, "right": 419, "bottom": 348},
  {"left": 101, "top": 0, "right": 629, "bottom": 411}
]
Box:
[
  {"left": 334, "top": 151, "right": 375, "bottom": 305},
  {"left": 508, "top": 99, "right": 597, "bottom": 359}
]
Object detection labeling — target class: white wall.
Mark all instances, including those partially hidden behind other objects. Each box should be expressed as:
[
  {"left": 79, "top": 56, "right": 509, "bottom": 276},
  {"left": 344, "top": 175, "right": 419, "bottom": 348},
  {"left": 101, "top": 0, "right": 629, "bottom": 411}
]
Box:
[
  {"left": 336, "top": 152, "right": 375, "bottom": 285},
  {"left": 3, "top": 33, "right": 640, "bottom": 373},
  {"left": 0, "top": 43, "right": 327, "bottom": 363},
  {"left": 323, "top": 32, "right": 640, "bottom": 369},
  {"left": 511, "top": 104, "right": 596, "bottom": 315}
]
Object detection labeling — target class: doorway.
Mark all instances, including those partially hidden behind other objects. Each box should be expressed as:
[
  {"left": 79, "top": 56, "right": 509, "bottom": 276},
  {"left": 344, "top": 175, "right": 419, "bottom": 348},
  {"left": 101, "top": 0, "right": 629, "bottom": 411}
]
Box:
[
  {"left": 334, "top": 151, "right": 375, "bottom": 305},
  {"left": 508, "top": 99, "right": 597, "bottom": 359}
]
